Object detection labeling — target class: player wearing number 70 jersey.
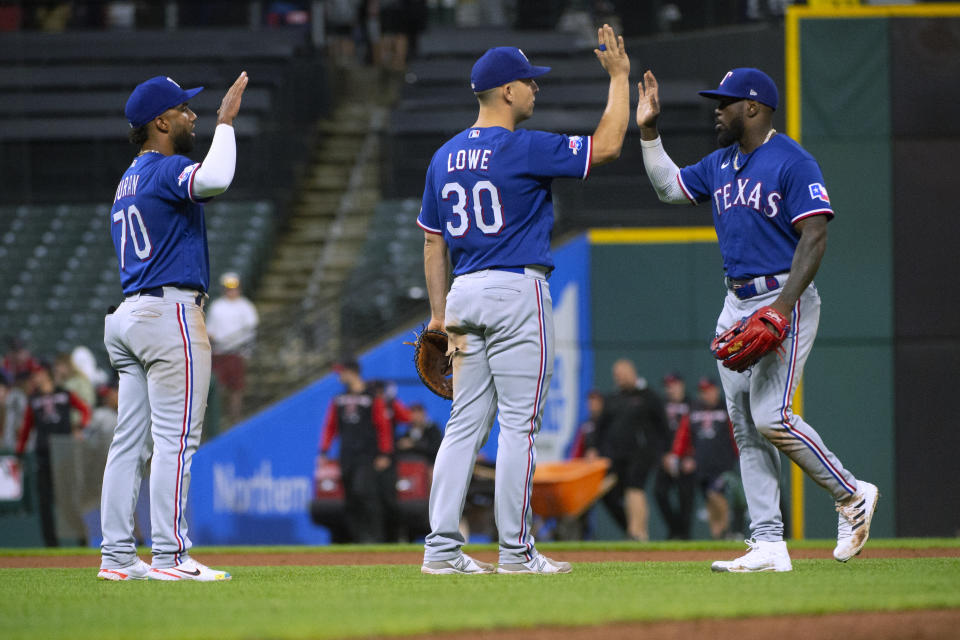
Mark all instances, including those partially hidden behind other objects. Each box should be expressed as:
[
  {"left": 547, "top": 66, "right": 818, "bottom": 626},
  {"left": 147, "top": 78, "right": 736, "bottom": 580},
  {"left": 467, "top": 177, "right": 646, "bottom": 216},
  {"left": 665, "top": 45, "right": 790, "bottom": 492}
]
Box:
[
  {"left": 418, "top": 25, "right": 630, "bottom": 575},
  {"left": 98, "top": 73, "right": 247, "bottom": 582}
]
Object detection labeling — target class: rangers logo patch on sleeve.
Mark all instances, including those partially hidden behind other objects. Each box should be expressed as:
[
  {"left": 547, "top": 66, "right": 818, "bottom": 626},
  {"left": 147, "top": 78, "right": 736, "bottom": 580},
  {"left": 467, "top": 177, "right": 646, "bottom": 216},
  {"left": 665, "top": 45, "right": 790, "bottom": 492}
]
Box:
[
  {"left": 568, "top": 136, "right": 583, "bottom": 156},
  {"left": 809, "top": 182, "right": 830, "bottom": 203},
  {"left": 177, "top": 163, "right": 199, "bottom": 187}
]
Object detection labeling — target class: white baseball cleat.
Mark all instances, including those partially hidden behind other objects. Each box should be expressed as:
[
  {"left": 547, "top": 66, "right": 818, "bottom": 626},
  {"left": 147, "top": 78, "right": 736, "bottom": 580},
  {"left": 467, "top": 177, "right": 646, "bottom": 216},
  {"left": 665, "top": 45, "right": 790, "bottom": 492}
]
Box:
[
  {"left": 97, "top": 559, "right": 150, "bottom": 581},
  {"left": 148, "top": 558, "right": 232, "bottom": 581},
  {"left": 497, "top": 554, "right": 572, "bottom": 574},
  {"left": 711, "top": 538, "right": 792, "bottom": 573},
  {"left": 421, "top": 553, "right": 495, "bottom": 575},
  {"left": 833, "top": 480, "right": 879, "bottom": 562}
]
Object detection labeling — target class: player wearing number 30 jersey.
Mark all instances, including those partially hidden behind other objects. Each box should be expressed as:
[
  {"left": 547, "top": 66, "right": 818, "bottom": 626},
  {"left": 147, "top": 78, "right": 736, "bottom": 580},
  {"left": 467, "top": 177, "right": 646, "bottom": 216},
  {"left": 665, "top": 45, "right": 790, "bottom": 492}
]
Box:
[
  {"left": 98, "top": 73, "right": 248, "bottom": 582},
  {"left": 418, "top": 25, "right": 630, "bottom": 575}
]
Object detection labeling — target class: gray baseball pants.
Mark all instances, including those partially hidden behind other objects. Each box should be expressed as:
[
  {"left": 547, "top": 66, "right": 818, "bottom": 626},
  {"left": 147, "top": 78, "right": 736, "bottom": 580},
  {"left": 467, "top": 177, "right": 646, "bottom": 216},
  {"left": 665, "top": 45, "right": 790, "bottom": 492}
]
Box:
[
  {"left": 424, "top": 267, "right": 553, "bottom": 565},
  {"left": 100, "top": 288, "right": 210, "bottom": 569},
  {"left": 716, "top": 283, "right": 859, "bottom": 542}
]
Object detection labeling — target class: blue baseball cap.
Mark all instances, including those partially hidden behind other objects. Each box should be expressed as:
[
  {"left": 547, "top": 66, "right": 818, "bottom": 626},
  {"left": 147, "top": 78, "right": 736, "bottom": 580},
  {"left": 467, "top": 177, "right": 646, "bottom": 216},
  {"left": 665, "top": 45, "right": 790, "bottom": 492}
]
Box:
[
  {"left": 125, "top": 76, "right": 204, "bottom": 128},
  {"left": 698, "top": 68, "right": 778, "bottom": 110},
  {"left": 470, "top": 47, "right": 551, "bottom": 93}
]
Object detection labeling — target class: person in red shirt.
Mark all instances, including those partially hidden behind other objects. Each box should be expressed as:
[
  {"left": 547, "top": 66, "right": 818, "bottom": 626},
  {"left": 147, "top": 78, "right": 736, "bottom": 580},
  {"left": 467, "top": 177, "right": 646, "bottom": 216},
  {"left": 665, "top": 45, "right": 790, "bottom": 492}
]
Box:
[
  {"left": 16, "top": 363, "right": 90, "bottom": 546},
  {"left": 317, "top": 360, "right": 394, "bottom": 542},
  {"left": 666, "top": 378, "right": 738, "bottom": 539}
]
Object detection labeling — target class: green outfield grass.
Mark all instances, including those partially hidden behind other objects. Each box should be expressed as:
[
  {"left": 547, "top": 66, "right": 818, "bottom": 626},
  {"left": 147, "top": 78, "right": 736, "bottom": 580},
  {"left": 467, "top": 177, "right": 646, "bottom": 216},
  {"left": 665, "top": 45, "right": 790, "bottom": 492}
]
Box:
[
  {"left": 2, "top": 537, "right": 958, "bottom": 557},
  {"left": 1, "top": 545, "right": 959, "bottom": 640}
]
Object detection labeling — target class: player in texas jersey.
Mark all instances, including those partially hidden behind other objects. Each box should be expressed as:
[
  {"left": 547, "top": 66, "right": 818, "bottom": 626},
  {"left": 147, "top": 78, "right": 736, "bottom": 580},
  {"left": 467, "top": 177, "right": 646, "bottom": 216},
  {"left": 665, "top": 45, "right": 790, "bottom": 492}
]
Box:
[
  {"left": 636, "top": 68, "right": 878, "bottom": 572},
  {"left": 98, "top": 73, "right": 247, "bottom": 582},
  {"left": 419, "top": 25, "right": 630, "bottom": 575}
]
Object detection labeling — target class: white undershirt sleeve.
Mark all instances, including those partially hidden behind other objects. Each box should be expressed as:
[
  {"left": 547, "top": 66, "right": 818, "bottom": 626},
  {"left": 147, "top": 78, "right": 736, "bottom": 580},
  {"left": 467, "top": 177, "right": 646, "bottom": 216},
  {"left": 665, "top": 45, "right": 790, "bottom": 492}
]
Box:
[
  {"left": 192, "top": 124, "right": 237, "bottom": 198},
  {"left": 641, "top": 136, "right": 691, "bottom": 205}
]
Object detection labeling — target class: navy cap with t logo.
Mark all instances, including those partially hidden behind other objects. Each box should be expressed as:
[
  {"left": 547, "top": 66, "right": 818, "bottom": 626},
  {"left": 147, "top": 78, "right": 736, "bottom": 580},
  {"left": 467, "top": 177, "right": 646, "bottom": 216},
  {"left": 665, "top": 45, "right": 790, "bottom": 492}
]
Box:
[
  {"left": 698, "top": 68, "right": 778, "bottom": 110},
  {"left": 470, "top": 47, "right": 551, "bottom": 93},
  {"left": 125, "top": 76, "right": 204, "bottom": 128}
]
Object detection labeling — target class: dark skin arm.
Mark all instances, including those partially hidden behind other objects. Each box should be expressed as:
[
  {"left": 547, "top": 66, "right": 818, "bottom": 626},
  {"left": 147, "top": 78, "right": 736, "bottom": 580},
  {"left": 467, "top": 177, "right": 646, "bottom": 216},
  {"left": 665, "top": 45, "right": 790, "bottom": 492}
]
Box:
[{"left": 769, "top": 215, "right": 828, "bottom": 320}]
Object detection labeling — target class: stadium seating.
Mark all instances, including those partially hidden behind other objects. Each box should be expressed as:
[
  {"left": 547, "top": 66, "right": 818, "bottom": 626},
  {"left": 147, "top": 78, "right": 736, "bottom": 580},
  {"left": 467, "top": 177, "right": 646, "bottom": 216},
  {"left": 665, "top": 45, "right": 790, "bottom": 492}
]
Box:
[
  {"left": 0, "top": 201, "right": 275, "bottom": 365},
  {"left": 385, "top": 24, "right": 784, "bottom": 234},
  {"left": 0, "top": 27, "right": 329, "bottom": 204}
]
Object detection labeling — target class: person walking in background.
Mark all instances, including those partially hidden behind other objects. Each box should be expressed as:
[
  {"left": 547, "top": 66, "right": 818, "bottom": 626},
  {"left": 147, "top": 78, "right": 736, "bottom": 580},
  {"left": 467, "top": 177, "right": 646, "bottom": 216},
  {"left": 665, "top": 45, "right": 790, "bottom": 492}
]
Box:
[
  {"left": 207, "top": 271, "right": 259, "bottom": 427},
  {"left": 668, "top": 378, "right": 739, "bottom": 539},
  {"left": 654, "top": 372, "right": 694, "bottom": 539},
  {"left": 99, "top": 71, "right": 248, "bottom": 582},
  {"left": 318, "top": 359, "right": 394, "bottom": 543},
  {"left": 418, "top": 25, "right": 630, "bottom": 574},
  {"left": 585, "top": 359, "right": 669, "bottom": 542},
  {"left": 636, "top": 67, "right": 879, "bottom": 571},
  {"left": 16, "top": 363, "right": 90, "bottom": 547}
]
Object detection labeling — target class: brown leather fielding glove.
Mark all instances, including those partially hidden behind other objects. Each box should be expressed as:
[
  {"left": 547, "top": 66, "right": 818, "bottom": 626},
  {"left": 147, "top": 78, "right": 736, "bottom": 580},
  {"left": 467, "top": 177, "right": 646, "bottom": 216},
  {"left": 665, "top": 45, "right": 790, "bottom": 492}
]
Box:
[{"left": 411, "top": 329, "right": 453, "bottom": 400}]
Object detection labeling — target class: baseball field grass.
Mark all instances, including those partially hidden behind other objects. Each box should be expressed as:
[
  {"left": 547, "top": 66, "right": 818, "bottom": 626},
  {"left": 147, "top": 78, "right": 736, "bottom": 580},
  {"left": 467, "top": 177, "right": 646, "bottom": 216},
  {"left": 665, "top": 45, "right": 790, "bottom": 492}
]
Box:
[{"left": 1, "top": 539, "right": 958, "bottom": 639}]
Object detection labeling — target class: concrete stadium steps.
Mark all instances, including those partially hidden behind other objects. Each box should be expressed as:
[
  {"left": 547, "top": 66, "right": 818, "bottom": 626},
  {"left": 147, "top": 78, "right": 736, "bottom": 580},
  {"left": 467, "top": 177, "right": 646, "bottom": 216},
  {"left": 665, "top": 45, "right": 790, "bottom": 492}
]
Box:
[{"left": 244, "top": 70, "right": 387, "bottom": 415}]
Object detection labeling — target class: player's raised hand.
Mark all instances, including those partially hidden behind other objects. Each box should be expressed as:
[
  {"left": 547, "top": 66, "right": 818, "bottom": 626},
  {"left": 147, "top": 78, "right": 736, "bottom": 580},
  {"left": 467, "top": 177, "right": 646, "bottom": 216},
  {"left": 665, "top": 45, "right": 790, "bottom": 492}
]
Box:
[
  {"left": 636, "top": 70, "right": 661, "bottom": 132},
  {"left": 594, "top": 24, "right": 629, "bottom": 78},
  {"left": 216, "top": 71, "right": 248, "bottom": 126}
]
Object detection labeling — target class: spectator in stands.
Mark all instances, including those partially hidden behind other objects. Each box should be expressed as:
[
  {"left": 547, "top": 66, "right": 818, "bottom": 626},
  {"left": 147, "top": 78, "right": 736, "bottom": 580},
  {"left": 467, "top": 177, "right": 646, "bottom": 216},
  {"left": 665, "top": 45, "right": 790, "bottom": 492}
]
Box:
[
  {"left": 3, "top": 337, "right": 39, "bottom": 379},
  {"left": 569, "top": 390, "right": 603, "bottom": 459},
  {"left": 0, "top": 374, "right": 8, "bottom": 450},
  {"left": 2, "top": 371, "right": 31, "bottom": 452},
  {"left": 71, "top": 345, "right": 109, "bottom": 389},
  {"left": 325, "top": 0, "right": 362, "bottom": 66},
  {"left": 585, "top": 359, "right": 670, "bottom": 541},
  {"left": 667, "top": 377, "right": 740, "bottom": 539},
  {"left": 376, "top": 0, "right": 427, "bottom": 71},
  {"left": 317, "top": 359, "right": 394, "bottom": 542},
  {"left": 266, "top": 1, "right": 311, "bottom": 27},
  {"left": 654, "top": 372, "right": 695, "bottom": 539},
  {"left": 53, "top": 352, "right": 96, "bottom": 427},
  {"left": 88, "top": 384, "right": 119, "bottom": 441},
  {"left": 16, "top": 362, "right": 90, "bottom": 546},
  {"left": 395, "top": 402, "right": 442, "bottom": 463},
  {"left": 207, "top": 271, "right": 259, "bottom": 426}
]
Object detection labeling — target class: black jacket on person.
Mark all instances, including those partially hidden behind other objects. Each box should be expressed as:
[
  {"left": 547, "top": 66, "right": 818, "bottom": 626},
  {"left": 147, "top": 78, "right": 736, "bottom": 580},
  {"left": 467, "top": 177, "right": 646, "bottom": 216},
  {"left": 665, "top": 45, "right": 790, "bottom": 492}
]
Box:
[{"left": 588, "top": 386, "right": 669, "bottom": 462}]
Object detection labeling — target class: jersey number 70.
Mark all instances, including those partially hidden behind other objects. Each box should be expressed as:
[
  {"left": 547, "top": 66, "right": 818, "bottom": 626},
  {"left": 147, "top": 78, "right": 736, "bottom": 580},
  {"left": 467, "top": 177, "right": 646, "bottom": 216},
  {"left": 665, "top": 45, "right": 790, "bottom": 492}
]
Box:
[
  {"left": 112, "top": 204, "right": 153, "bottom": 268},
  {"left": 442, "top": 180, "right": 503, "bottom": 237}
]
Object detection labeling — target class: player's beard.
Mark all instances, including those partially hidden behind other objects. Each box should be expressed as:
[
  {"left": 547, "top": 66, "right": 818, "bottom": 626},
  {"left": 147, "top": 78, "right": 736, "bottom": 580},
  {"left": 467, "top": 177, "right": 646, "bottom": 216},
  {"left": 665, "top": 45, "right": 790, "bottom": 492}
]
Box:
[
  {"left": 172, "top": 127, "right": 195, "bottom": 155},
  {"left": 717, "top": 114, "right": 744, "bottom": 148}
]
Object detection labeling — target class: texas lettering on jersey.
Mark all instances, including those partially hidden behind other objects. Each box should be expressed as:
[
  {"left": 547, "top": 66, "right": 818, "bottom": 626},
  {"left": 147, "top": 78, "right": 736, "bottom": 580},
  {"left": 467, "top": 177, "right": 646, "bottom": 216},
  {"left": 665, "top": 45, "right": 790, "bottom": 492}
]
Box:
[
  {"left": 712, "top": 178, "right": 782, "bottom": 218},
  {"left": 678, "top": 133, "right": 833, "bottom": 279}
]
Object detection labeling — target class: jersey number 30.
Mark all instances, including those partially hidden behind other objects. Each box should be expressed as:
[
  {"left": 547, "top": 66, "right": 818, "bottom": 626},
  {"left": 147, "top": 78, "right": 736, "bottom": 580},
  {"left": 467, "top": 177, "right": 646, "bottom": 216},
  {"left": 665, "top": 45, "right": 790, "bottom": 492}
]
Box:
[
  {"left": 442, "top": 180, "right": 503, "bottom": 237},
  {"left": 112, "top": 205, "right": 153, "bottom": 269}
]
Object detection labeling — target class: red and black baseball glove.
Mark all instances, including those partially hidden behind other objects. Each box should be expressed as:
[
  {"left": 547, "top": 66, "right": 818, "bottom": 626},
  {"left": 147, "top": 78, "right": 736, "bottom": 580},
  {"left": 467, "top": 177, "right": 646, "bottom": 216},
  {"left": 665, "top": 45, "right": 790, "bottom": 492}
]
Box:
[{"left": 711, "top": 306, "right": 790, "bottom": 372}]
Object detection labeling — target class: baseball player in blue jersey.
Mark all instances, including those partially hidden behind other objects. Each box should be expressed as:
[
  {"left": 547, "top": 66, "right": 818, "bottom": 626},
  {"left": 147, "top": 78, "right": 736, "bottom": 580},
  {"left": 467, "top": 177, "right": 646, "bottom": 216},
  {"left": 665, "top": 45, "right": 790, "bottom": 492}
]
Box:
[
  {"left": 418, "top": 25, "right": 630, "bottom": 575},
  {"left": 97, "top": 72, "right": 247, "bottom": 581},
  {"left": 635, "top": 68, "right": 879, "bottom": 572}
]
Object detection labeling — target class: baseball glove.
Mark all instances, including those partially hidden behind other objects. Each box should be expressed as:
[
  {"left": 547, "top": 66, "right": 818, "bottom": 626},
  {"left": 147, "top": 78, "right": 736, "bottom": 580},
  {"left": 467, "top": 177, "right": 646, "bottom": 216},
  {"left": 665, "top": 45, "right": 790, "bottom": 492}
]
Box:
[
  {"left": 710, "top": 306, "right": 790, "bottom": 372},
  {"left": 407, "top": 328, "right": 453, "bottom": 400}
]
